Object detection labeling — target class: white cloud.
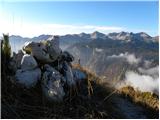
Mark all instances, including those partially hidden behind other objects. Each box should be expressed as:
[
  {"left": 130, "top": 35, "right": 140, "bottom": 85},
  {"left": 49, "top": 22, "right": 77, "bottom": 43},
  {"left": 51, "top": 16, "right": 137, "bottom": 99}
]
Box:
[
  {"left": 124, "top": 69, "right": 159, "bottom": 95},
  {"left": 143, "top": 60, "right": 152, "bottom": 68},
  {"left": 107, "top": 52, "right": 141, "bottom": 65},
  {"left": 118, "top": 65, "right": 159, "bottom": 95},
  {"left": 138, "top": 66, "right": 159, "bottom": 78},
  {"left": 95, "top": 48, "right": 103, "bottom": 52},
  {"left": 108, "top": 53, "right": 159, "bottom": 95}
]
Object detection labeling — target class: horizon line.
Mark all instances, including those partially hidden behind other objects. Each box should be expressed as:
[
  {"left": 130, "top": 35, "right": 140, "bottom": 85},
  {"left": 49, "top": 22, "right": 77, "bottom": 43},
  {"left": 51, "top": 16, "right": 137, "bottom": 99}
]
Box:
[{"left": 1, "top": 31, "right": 158, "bottom": 38}]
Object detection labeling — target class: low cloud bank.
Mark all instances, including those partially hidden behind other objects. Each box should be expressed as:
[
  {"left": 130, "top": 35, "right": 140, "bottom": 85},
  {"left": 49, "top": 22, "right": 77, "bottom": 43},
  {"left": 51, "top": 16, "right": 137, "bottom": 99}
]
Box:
[
  {"left": 107, "top": 52, "right": 141, "bottom": 65},
  {"left": 121, "top": 66, "right": 159, "bottom": 95},
  {"left": 138, "top": 66, "right": 159, "bottom": 78},
  {"left": 143, "top": 60, "right": 152, "bottom": 68},
  {"left": 95, "top": 48, "right": 103, "bottom": 52}
]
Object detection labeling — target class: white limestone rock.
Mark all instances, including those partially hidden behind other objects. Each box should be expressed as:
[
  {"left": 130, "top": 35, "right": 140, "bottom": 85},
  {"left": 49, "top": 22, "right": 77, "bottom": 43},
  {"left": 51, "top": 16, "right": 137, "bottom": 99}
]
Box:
[
  {"left": 23, "top": 41, "right": 53, "bottom": 63},
  {"left": 46, "top": 36, "right": 62, "bottom": 61},
  {"left": 23, "top": 36, "right": 62, "bottom": 63},
  {"left": 21, "top": 54, "right": 38, "bottom": 71}
]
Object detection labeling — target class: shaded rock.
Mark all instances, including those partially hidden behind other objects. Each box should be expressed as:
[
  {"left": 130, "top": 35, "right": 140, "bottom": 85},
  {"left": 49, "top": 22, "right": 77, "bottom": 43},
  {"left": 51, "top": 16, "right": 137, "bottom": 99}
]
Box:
[
  {"left": 15, "top": 68, "right": 41, "bottom": 88},
  {"left": 42, "top": 64, "right": 65, "bottom": 101},
  {"left": 61, "top": 51, "right": 74, "bottom": 62},
  {"left": 72, "top": 69, "right": 87, "bottom": 82},
  {"left": 62, "top": 61, "right": 75, "bottom": 87},
  {"left": 9, "top": 50, "right": 24, "bottom": 72}
]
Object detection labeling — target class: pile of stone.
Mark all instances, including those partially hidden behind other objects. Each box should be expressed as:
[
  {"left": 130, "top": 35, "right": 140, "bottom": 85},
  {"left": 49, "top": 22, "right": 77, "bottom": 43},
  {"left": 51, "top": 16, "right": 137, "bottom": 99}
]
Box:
[{"left": 10, "top": 36, "right": 87, "bottom": 102}]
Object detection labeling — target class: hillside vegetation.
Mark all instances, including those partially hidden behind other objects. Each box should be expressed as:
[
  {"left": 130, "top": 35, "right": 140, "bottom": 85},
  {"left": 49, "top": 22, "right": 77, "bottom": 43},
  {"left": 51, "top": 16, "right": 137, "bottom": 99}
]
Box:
[
  {"left": 2, "top": 63, "right": 159, "bottom": 119},
  {"left": 118, "top": 86, "right": 159, "bottom": 111}
]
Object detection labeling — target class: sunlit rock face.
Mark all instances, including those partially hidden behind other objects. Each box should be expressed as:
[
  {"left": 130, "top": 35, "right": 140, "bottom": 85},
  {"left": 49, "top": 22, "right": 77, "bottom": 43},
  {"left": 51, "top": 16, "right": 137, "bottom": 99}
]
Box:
[
  {"left": 23, "top": 36, "right": 62, "bottom": 63},
  {"left": 21, "top": 54, "right": 38, "bottom": 71},
  {"left": 15, "top": 54, "right": 41, "bottom": 88}
]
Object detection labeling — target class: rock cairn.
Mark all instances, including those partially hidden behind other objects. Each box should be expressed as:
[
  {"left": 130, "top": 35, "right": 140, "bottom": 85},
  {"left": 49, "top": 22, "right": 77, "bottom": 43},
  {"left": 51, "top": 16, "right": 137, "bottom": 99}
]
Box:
[{"left": 10, "top": 36, "right": 86, "bottom": 102}]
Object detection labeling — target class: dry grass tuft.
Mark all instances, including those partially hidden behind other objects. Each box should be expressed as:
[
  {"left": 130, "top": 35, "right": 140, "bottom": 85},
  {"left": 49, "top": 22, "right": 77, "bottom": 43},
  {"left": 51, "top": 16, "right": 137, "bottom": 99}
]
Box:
[{"left": 118, "top": 86, "right": 159, "bottom": 111}]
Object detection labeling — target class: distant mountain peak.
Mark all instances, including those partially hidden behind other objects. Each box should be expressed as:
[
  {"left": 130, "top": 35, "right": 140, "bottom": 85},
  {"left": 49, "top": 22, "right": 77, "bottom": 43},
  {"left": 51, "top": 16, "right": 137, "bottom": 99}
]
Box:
[
  {"left": 10, "top": 35, "right": 26, "bottom": 39},
  {"left": 108, "top": 31, "right": 131, "bottom": 41},
  {"left": 107, "top": 31, "right": 155, "bottom": 42},
  {"left": 136, "top": 32, "right": 151, "bottom": 38},
  {"left": 79, "top": 32, "right": 90, "bottom": 39},
  {"left": 92, "top": 31, "right": 101, "bottom": 34},
  {"left": 91, "top": 31, "right": 106, "bottom": 39},
  {"left": 118, "top": 31, "right": 130, "bottom": 37},
  {"left": 80, "top": 32, "right": 87, "bottom": 35}
]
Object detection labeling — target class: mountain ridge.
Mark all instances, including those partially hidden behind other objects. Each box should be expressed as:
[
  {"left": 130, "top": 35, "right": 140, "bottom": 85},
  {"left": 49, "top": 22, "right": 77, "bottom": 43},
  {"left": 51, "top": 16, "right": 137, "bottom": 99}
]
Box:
[
  {"left": 9, "top": 31, "right": 158, "bottom": 41},
  {"left": 8, "top": 31, "right": 158, "bottom": 52}
]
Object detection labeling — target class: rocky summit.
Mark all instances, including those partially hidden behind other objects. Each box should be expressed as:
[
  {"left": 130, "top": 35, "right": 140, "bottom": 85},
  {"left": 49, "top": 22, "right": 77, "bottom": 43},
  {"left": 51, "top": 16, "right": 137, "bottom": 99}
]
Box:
[{"left": 9, "top": 36, "right": 87, "bottom": 102}]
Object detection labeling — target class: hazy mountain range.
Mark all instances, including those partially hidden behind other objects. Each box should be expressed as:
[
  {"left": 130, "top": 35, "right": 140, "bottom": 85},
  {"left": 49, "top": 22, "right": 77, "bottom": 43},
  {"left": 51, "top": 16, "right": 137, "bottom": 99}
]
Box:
[
  {"left": 8, "top": 31, "right": 158, "bottom": 52},
  {"left": 64, "top": 32, "right": 159, "bottom": 95}
]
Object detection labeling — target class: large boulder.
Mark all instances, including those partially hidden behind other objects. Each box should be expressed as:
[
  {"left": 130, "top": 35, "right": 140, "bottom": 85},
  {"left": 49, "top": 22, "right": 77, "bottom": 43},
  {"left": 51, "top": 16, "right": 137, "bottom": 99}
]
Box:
[
  {"left": 23, "top": 41, "right": 53, "bottom": 63},
  {"left": 62, "top": 61, "right": 75, "bottom": 87},
  {"left": 42, "top": 64, "right": 65, "bottom": 102},
  {"left": 45, "top": 36, "right": 62, "bottom": 61},
  {"left": 72, "top": 69, "right": 87, "bottom": 82},
  {"left": 15, "top": 54, "right": 41, "bottom": 88},
  {"left": 15, "top": 50, "right": 24, "bottom": 68},
  {"left": 21, "top": 54, "right": 38, "bottom": 71},
  {"left": 23, "top": 36, "right": 62, "bottom": 63},
  {"left": 61, "top": 51, "right": 74, "bottom": 62},
  {"left": 9, "top": 50, "right": 24, "bottom": 72},
  {"left": 15, "top": 68, "right": 41, "bottom": 88}
]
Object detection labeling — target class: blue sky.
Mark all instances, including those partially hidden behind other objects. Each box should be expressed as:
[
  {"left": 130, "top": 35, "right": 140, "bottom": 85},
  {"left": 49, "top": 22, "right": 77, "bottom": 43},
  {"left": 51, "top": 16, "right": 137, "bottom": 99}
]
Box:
[{"left": 0, "top": 1, "right": 158, "bottom": 37}]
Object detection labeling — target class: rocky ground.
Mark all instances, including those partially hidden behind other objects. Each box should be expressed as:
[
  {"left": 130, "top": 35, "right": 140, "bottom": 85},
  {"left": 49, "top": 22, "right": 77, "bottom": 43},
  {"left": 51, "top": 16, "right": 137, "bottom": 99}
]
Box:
[{"left": 1, "top": 65, "right": 159, "bottom": 119}]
